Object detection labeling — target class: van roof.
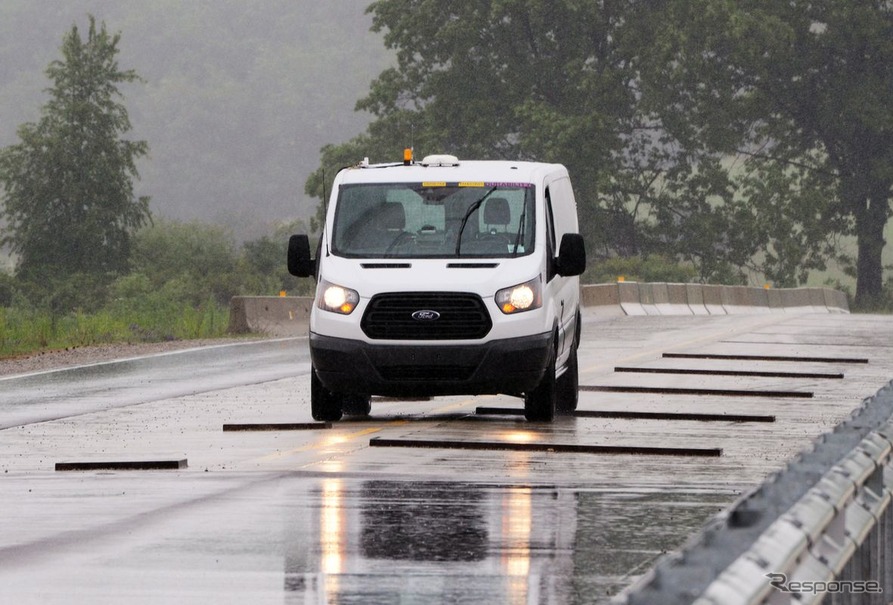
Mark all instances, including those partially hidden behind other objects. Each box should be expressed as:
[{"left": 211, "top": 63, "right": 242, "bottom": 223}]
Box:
[{"left": 336, "top": 157, "right": 567, "bottom": 186}]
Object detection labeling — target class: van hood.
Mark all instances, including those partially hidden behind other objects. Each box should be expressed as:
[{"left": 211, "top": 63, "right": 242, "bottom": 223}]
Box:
[{"left": 318, "top": 255, "right": 542, "bottom": 300}]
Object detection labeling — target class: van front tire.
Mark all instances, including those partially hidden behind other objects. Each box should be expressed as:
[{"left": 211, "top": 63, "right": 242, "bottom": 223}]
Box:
[
  {"left": 311, "top": 367, "right": 344, "bottom": 422},
  {"left": 524, "top": 348, "right": 556, "bottom": 422},
  {"left": 556, "top": 345, "right": 579, "bottom": 414}
]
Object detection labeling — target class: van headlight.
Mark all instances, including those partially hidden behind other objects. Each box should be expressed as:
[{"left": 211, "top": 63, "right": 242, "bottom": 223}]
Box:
[
  {"left": 495, "top": 276, "right": 542, "bottom": 314},
  {"left": 317, "top": 280, "right": 360, "bottom": 315}
]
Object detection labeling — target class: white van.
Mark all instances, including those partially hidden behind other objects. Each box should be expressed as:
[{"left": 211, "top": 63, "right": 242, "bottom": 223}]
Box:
[{"left": 288, "top": 153, "right": 585, "bottom": 422}]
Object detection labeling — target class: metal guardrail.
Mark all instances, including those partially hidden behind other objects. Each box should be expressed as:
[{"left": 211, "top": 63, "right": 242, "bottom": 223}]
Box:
[{"left": 616, "top": 381, "right": 893, "bottom": 605}]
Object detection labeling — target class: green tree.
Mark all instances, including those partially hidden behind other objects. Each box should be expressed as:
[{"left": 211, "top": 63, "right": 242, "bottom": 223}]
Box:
[
  {"left": 242, "top": 228, "right": 312, "bottom": 296},
  {"left": 641, "top": 0, "right": 893, "bottom": 302},
  {"left": 127, "top": 220, "right": 240, "bottom": 306},
  {"left": 0, "top": 15, "right": 150, "bottom": 284},
  {"left": 303, "top": 1, "right": 797, "bottom": 285},
  {"left": 306, "top": 0, "right": 649, "bottom": 256},
  {"left": 307, "top": 1, "right": 893, "bottom": 298}
]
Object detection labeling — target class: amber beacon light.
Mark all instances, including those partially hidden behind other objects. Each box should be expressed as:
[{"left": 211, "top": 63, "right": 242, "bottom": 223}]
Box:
[{"left": 403, "top": 147, "right": 413, "bottom": 165}]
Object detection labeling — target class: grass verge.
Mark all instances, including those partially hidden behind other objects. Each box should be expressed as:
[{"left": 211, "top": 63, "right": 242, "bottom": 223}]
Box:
[{"left": 0, "top": 302, "right": 230, "bottom": 359}]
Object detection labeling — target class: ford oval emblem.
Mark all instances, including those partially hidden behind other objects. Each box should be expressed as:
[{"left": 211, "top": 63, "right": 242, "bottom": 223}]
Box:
[{"left": 412, "top": 309, "right": 441, "bottom": 321}]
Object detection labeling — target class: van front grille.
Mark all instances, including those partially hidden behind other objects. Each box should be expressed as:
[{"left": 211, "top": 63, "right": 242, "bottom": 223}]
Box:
[{"left": 361, "top": 293, "right": 492, "bottom": 340}]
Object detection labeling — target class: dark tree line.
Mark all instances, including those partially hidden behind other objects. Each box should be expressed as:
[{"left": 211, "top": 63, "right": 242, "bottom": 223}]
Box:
[
  {"left": 2, "top": 4, "right": 890, "bottom": 309},
  {"left": 307, "top": 0, "right": 893, "bottom": 306}
]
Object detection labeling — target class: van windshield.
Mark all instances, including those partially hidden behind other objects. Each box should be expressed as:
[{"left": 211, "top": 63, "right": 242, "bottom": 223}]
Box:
[{"left": 331, "top": 182, "right": 536, "bottom": 258}]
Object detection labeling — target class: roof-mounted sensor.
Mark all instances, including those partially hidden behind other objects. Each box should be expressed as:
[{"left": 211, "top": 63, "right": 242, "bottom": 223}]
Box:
[{"left": 420, "top": 154, "right": 460, "bottom": 167}]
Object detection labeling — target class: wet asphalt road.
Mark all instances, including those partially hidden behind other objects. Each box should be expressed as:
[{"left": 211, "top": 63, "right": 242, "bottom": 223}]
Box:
[
  {"left": 0, "top": 339, "right": 305, "bottom": 429},
  {"left": 1, "top": 312, "right": 893, "bottom": 604}
]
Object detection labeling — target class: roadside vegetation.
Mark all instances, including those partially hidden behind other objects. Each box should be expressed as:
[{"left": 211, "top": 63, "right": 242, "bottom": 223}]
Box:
[
  {"left": 0, "top": 19, "right": 310, "bottom": 359},
  {"left": 0, "top": 219, "right": 314, "bottom": 359}
]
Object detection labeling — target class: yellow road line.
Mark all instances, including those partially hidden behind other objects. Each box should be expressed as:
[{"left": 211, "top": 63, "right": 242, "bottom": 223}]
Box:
[
  {"left": 254, "top": 396, "right": 481, "bottom": 464},
  {"left": 255, "top": 422, "right": 405, "bottom": 463},
  {"left": 430, "top": 396, "right": 482, "bottom": 414}
]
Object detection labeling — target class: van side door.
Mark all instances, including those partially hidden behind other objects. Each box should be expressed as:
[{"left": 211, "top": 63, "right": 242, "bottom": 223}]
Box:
[{"left": 543, "top": 176, "right": 581, "bottom": 365}]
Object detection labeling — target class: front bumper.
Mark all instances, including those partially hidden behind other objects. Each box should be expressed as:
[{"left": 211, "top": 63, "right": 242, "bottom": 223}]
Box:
[{"left": 310, "top": 331, "right": 553, "bottom": 397}]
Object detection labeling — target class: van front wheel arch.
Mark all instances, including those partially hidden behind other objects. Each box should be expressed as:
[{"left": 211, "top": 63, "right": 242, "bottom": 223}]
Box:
[{"left": 556, "top": 312, "right": 580, "bottom": 413}]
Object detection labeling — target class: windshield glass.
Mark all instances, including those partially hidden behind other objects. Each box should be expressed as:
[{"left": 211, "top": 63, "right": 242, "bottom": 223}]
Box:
[{"left": 331, "top": 182, "right": 536, "bottom": 258}]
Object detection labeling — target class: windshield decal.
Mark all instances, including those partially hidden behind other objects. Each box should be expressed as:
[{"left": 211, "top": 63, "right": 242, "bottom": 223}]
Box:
[{"left": 419, "top": 181, "right": 533, "bottom": 188}]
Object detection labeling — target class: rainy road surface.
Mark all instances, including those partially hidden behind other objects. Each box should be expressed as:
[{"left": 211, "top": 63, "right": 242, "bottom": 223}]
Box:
[{"left": 2, "top": 311, "right": 893, "bottom": 604}]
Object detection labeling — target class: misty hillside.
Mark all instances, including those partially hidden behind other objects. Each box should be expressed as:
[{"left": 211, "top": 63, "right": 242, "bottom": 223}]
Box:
[{"left": 0, "top": 0, "right": 392, "bottom": 240}]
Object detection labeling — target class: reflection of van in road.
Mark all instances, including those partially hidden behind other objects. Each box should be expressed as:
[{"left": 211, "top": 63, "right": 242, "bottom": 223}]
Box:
[
  {"left": 283, "top": 479, "right": 579, "bottom": 601},
  {"left": 288, "top": 153, "right": 585, "bottom": 422}
]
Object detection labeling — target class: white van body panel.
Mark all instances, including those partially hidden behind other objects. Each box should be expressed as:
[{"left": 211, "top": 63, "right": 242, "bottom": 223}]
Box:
[
  {"left": 299, "top": 156, "right": 584, "bottom": 418},
  {"left": 311, "top": 160, "right": 574, "bottom": 346}
]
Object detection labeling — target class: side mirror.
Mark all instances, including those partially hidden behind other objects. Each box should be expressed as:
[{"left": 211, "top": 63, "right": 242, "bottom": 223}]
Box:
[
  {"left": 287, "top": 234, "right": 315, "bottom": 277},
  {"left": 556, "top": 233, "right": 586, "bottom": 277}
]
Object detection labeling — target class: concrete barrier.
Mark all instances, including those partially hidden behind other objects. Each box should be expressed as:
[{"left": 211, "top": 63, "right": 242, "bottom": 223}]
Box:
[
  {"left": 649, "top": 283, "right": 673, "bottom": 315},
  {"left": 826, "top": 288, "right": 849, "bottom": 313},
  {"left": 781, "top": 287, "right": 813, "bottom": 313},
  {"left": 685, "top": 284, "right": 711, "bottom": 315},
  {"left": 618, "top": 281, "right": 648, "bottom": 316},
  {"left": 720, "top": 285, "right": 745, "bottom": 314},
  {"left": 748, "top": 287, "right": 771, "bottom": 313},
  {"left": 807, "top": 287, "right": 830, "bottom": 313},
  {"left": 581, "top": 283, "right": 626, "bottom": 316},
  {"left": 665, "top": 283, "right": 694, "bottom": 315},
  {"left": 637, "top": 282, "right": 660, "bottom": 316},
  {"left": 228, "top": 284, "right": 850, "bottom": 335},
  {"left": 722, "top": 285, "right": 769, "bottom": 314},
  {"left": 229, "top": 296, "right": 312, "bottom": 336},
  {"left": 580, "top": 283, "right": 847, "bottom": 317},
  {"left": 766, "top": 288, "right": 784, "bottom": 310},
  {"left": 702, "top": 285, "right": 728, "bottom": 315}
]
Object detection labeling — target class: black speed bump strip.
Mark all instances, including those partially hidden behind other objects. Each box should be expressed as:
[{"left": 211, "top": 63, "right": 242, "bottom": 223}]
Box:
[
  {"left": 663, "top": 352, "right": 869, "bottom": 364},
  {"left": 475, "top": 406, "right": 775, "bottom": 423},
  {"left": 223, "top": 422, "right": 332, "bottom": 431},
  {"left": 56, "top": 459, "right": 187, "bottom": 471},
  {"left": 369, "top": 437, "right": 722, "bottom": 457},
  {"left": 573, "top": 410, "right": 776, "bottom": 423},
  {"left": 614, "top": 366, "right": 844, "bottom": 380},
  {"left": 580, "top": 385, "right": 813, "bottom": 398}
]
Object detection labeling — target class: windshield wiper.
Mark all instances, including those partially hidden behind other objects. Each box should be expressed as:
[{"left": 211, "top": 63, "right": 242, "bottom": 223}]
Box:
[
  {"left": 512, "top": 198, "right": 527, "bottom": 256},
  {"left": 454, "top": 187, "right": 497, "bottom": 256}
]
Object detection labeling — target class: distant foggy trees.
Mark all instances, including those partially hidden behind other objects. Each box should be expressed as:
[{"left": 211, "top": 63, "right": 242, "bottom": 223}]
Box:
[{"left": 0, "top": 16, "right": 150, "bottom": 288}]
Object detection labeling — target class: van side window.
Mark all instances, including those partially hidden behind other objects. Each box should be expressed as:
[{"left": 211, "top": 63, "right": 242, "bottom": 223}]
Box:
[{"left": 545, "top": 187, "right": 557, "bottom": 281}]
